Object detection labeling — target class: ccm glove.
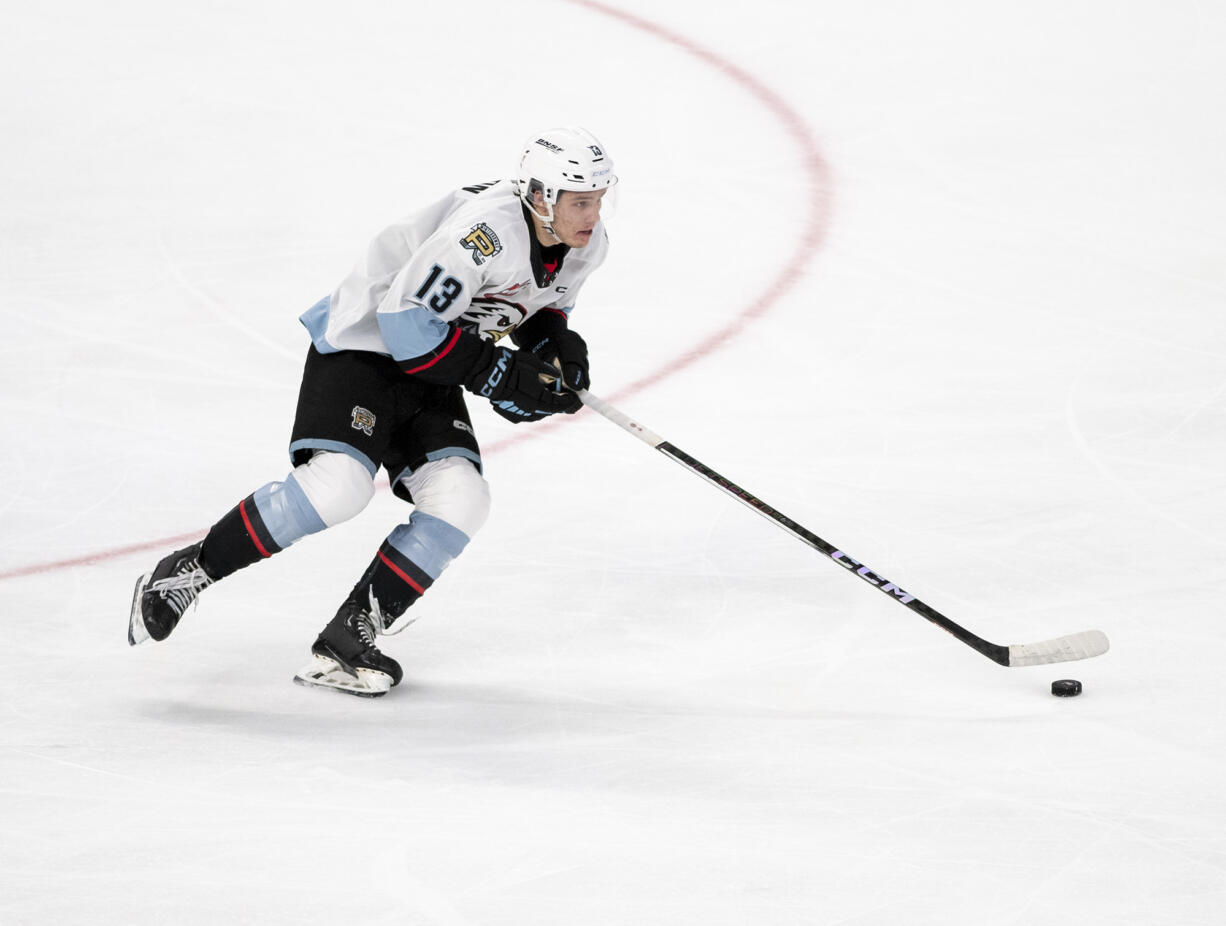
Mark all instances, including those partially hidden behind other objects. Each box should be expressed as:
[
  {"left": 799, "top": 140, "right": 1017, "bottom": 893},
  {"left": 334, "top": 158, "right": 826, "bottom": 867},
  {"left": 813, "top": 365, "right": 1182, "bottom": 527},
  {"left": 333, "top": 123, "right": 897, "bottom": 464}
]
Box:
[
  {"left": 533, "top": 328, "right": 590, "bottom": 391},
  {"left": 514, "top": 310, "right": 591, "bottom": 391},
  {"left": 466, "top": 346, "right": 582, "bottom": 423}
]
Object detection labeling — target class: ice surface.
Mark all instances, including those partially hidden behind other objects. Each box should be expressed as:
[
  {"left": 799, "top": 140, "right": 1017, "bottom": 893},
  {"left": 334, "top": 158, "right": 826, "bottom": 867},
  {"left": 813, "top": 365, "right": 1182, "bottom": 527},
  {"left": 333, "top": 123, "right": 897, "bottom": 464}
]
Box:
[{"left": 2, "top": 1, "right": 1224, "bottom": 923}]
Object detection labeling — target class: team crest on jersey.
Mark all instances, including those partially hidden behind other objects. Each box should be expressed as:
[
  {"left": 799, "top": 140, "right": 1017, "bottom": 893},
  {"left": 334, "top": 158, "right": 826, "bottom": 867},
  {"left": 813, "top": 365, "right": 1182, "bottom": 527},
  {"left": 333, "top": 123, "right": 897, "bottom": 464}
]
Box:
[
  {"left": 460, "top": 223, "right": 502, "bottom": 265},
  {"left": 459, "top": 297, "right": 526, "bottom": 342},
  {"left": 350, "top": 406, "right": 376, "bottom": 437}
]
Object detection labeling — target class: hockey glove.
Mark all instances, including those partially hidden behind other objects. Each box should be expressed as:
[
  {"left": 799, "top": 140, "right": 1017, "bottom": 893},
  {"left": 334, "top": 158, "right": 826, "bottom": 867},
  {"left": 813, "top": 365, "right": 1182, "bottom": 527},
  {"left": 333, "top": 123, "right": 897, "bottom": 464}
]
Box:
[
  {"left": 533, "top": 328, "right": 590, "bottom": 391},
  {"left": 466, "top": 346, "right": 582, "bottom": 423},
  {"left": 489, "top": 400, "right": 552, "bottom": 424},
  {"left": 514, "top": 310, "right": 591, "bottom": 391}
]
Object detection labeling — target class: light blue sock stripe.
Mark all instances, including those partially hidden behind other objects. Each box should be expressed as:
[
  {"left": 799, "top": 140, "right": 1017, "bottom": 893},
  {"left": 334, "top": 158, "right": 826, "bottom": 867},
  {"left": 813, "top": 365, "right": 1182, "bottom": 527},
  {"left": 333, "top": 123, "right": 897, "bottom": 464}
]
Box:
[
  {"left": 251, "top": 474, "right": 328, "bottom": 549},
  {"left": 385, "top": 512, "right": 471, "bottom": 580}
]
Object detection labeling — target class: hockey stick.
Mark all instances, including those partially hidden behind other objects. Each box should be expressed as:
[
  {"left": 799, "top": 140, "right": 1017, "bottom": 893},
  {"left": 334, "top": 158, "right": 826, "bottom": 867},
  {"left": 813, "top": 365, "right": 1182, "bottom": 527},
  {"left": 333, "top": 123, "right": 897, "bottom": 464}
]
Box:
[{"left": 576, "top": 389, "right": 1108, "bottom": 667}]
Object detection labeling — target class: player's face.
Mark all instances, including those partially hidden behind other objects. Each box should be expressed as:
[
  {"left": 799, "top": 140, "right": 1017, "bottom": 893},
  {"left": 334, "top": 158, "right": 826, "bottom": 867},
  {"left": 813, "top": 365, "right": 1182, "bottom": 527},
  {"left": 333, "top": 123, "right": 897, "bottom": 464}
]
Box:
[{"left": 547, "top": 189, "right": 607, "bottom": 248}]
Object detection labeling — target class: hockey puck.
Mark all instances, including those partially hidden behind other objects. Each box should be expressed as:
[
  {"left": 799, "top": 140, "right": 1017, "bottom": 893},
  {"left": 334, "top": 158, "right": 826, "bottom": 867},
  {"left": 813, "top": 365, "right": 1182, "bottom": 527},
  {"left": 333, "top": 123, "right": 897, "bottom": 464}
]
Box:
[{"left": 1051, "top": 679, "right": 1082, "bottom": 697}]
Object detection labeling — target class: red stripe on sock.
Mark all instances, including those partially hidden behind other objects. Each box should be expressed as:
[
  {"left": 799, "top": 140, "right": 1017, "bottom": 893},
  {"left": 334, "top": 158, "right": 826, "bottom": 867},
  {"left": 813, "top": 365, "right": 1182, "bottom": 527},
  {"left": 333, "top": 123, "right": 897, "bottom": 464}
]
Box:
[
  {"left": 377, "top": 550, "right": 426, "bottom": 595},
  {"left": 239, "top": 499, "right": 272, "bottom": 558}
]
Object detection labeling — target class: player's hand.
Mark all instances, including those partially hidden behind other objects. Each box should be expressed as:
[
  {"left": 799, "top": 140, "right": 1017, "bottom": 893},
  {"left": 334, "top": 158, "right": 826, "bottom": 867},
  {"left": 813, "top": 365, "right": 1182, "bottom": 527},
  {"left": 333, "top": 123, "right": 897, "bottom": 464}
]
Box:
[
  {"left": 469, "top": 347, "right": 582, "bottom": 422},
  {"left": 532, "top": 328, "right": 590, "bottom": 391}
]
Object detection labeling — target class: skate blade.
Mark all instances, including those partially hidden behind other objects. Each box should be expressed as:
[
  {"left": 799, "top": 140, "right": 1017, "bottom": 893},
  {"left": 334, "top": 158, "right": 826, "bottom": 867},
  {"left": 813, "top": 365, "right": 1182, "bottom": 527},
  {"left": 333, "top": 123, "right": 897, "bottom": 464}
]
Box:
[
  {"left": 292, "top": 655, "right": 393, "bottom": 698},
  {"left": 128, "top": 573, "right": 153, "bottom": 646}
]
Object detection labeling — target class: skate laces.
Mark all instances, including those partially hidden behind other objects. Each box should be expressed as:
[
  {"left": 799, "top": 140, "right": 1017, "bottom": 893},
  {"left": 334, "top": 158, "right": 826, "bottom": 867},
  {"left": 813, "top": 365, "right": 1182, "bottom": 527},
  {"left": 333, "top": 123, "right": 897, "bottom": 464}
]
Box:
[
  {"left": 366, "top": 588, "right": 388, "bottom": 634},
  {"left": 353, "top": 612, "right": 379, "bottom": 648},
  {"left": 149, "top": 559, "right": 213, "bottom": 617},
  {"left": 368, "top": 586, "right": 418, "bottom": 637},
  {"left": 349, "top": 590, "right": 385, "bottom": 651}
]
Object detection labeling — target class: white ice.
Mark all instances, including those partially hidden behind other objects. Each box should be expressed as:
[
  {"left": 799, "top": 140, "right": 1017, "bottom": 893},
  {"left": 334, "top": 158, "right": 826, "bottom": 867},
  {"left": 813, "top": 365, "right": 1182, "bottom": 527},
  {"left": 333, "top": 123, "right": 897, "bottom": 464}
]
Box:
[{"left": 2, "top": 1, "right": 1224, "bottom": 923}]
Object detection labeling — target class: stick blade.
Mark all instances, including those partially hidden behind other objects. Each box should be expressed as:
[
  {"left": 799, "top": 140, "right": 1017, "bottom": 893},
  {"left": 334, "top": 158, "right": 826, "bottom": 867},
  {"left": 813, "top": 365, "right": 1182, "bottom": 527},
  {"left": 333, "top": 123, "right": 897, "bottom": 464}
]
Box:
[{"left": 1007, "top": 629, "right": 1109, "bottom": 667}]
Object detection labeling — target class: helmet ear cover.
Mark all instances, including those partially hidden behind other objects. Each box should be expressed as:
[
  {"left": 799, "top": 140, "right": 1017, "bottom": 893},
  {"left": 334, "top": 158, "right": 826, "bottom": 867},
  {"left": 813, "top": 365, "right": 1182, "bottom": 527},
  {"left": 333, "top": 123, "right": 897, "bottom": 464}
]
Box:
[{"left": 525, "top": 178, "right": 547, "bottom": 208}]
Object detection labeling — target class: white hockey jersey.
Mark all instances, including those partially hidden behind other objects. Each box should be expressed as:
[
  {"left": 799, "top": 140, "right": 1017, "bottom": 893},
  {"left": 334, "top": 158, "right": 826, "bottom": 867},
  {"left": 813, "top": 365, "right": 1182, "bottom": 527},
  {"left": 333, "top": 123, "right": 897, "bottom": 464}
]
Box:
[{"left": 300, "top": 180, "right": 608, "bottom": 371}]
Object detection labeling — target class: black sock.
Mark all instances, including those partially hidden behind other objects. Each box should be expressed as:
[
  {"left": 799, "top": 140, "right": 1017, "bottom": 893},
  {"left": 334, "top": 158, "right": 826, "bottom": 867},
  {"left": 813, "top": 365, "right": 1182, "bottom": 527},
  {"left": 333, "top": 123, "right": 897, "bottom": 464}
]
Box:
[
  {"left": 345, "top": 540, "right": 434, "bottom": 621},
  {"left": 198, "top": 494, "right": 284, "bottom": 580}
]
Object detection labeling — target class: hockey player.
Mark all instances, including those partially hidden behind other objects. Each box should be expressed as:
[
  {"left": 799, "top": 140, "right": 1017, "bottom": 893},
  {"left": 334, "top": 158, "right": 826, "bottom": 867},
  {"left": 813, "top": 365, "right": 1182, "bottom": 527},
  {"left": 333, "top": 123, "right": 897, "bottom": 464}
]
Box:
[{"left": 128, "top": 127, "right": 616, "bottom": 697}]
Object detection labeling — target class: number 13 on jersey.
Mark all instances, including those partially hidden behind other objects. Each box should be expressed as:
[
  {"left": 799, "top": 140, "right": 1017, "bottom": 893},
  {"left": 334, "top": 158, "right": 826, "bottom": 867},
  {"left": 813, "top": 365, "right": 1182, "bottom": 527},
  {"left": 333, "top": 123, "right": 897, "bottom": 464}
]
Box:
[{"left": 414, "top": 264, "right": 463, "bottom": 312}]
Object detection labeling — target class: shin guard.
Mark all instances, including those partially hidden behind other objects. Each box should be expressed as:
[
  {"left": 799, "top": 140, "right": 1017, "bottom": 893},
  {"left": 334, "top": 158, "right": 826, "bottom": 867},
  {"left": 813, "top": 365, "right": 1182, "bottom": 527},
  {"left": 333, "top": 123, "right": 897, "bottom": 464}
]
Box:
[
  {"left": 199, "top": 495, "right": 283, "bottom": 580},
  {"left": 344, "top": 541, "right": 435, "bottom": 625}
]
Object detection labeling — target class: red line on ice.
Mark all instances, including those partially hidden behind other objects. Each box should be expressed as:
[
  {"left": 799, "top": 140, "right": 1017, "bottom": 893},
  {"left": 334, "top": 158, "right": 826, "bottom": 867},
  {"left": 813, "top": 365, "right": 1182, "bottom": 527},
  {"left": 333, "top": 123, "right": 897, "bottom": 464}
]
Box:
[
  {"left": 0, "top": 532, "right": 207, "bottom": 581},
  {"left": 0, "top": 2, "right": 832, "bottom": 583}
]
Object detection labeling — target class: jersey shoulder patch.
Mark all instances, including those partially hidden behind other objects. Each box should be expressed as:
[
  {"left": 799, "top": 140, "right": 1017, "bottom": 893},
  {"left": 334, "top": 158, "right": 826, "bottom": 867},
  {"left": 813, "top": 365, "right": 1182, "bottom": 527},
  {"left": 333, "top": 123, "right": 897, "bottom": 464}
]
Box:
[{"left": 459, "top": 222, "right": 503, "bottom": 266}]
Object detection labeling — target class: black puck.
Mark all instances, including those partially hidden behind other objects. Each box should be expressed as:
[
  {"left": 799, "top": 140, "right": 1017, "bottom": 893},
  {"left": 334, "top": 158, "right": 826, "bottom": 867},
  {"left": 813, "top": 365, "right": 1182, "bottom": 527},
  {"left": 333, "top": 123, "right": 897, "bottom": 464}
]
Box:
[{"left": 1051, "top": 679, "right": 1082, "bottom": 697}]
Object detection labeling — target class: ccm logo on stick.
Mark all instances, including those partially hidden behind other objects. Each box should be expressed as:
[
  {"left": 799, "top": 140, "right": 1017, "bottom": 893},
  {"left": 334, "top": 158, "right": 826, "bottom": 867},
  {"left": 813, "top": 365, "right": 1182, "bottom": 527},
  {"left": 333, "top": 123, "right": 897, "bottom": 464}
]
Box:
[{"left": 830, "top": 551, "right": 915, "bottom": 603}]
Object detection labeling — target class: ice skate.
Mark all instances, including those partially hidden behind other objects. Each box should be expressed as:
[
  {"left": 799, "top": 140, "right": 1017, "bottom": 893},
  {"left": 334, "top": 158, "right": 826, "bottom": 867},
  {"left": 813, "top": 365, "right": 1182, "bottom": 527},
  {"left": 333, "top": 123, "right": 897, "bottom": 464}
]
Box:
[
  {"left": 128, "top": 542, "right": 215, "bottom": 645},
  {"left": 293, "top": 594, "right": 403, "bottom": 698}
]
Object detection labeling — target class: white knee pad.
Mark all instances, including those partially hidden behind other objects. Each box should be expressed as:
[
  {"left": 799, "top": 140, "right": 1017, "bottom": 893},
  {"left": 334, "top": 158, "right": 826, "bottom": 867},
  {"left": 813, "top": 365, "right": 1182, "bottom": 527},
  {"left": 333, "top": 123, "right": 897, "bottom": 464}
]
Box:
[
  {"left": 292, "top": 451, "right": 376, "bottom": 527},
  {"left": 399, "top": 457, "right": 491, "bottom": 540}
]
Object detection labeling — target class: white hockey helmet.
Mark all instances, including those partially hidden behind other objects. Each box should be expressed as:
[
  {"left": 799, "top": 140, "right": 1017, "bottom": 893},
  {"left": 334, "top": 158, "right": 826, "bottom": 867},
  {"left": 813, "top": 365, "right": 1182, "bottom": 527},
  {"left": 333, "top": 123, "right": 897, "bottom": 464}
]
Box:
[{"left": 516, "top": 126, "right": 617, "bottom": 224}]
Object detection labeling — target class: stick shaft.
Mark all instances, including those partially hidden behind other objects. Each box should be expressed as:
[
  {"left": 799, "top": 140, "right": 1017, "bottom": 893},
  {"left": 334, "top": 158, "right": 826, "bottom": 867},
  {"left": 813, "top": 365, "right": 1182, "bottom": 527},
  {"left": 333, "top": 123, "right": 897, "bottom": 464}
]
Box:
[{"left": 578, "top": 389, "right": 1105, "bottom": 667}]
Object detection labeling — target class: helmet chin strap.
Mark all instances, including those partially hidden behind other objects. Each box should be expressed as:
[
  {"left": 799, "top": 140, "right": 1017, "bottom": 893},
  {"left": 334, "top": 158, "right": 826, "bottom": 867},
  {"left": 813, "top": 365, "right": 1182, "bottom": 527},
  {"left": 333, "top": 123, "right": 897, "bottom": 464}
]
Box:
[{"left": 524, "top": 195, "right": 562, "bottom": 244}]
